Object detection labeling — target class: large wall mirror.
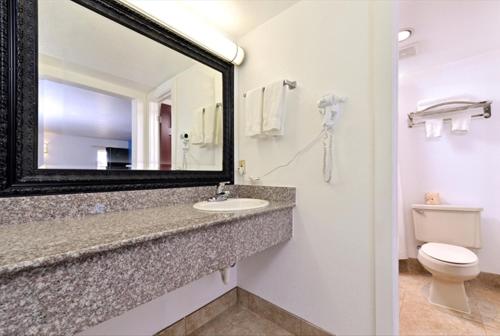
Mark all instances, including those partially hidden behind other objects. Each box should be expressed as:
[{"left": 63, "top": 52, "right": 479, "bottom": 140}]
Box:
[
  {"left": 39, "top": 0, "right": 224, "bottom": 171},
  {"left": 0, "top": 0, "right": 234, "bottom": 195}
]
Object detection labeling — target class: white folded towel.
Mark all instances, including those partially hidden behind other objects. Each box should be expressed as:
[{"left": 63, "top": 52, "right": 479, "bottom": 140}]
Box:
[
  {"left": 417, "top": 95, "right": 474, "bottom": 111},
  {"left": 262, "top": 81, "right": 286, "bottom": 136},
  {"left": 244, "top": 87, "right": 264, "bottom": 137},
  {"left": 191, "top": 107, "right": 205, "bottom": 145},
  {"left": 424, "top": 118, "right": 443, "bottom": 139}
]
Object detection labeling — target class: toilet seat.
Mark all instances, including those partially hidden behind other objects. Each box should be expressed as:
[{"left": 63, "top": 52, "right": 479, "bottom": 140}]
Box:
[
  {"left": 418, "top": 243, "right": 479, "bottom": 283},
  {"left": 420, "top": 242, "right": 477, "bottom": 265}
]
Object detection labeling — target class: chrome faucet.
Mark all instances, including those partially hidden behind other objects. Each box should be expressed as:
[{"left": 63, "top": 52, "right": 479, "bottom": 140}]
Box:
[{"left": 208, "top": 181, "right": 231, "bottom": 202}]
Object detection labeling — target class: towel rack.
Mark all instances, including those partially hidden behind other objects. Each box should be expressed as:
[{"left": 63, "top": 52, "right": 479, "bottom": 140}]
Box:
[
  {"left": 243, "top": 79, "right": 297, "bottom": 98},
  {"left": 202, "top": 103, "right": 222, "bottom": 113},
  {"left": 407, "top": 100, "right": 492, "bottom": 128}
]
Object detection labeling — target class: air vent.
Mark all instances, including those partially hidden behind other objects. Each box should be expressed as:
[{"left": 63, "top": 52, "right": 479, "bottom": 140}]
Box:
[
  {"left": 399, "top": 45, "right": 417, "bottom": 59},
  {"left": 399, "top": 43, "right": 418, "bottom": 59}
]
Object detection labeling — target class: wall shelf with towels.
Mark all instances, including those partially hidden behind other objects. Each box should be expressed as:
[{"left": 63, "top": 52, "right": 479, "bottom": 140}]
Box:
[
  {"left": 407, "top": 101, "right": 492, "bottom": 128},
  {"left": 243, "top": 79, "right": 297, "bottom": 97}
]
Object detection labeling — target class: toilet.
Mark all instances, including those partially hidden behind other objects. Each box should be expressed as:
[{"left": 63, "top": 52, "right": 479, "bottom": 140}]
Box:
[{"left": 412, "top": 204, "right": 482, "bottom": 313}]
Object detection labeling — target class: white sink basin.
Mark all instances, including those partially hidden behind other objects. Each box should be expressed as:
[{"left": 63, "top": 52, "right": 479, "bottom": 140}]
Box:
[{"left": 193, "top": 198, "right": 270, "bottom": 212}]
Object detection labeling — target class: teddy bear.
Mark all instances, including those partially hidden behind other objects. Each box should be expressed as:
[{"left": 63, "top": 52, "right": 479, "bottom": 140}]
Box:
[{"left": 425, "top": 192, "right": 441, "bottom": 205}]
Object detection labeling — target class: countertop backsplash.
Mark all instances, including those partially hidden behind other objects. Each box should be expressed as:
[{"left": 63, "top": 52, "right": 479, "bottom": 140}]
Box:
[{"left": 0, "top": 185, "right": 295, "bottom": 226}]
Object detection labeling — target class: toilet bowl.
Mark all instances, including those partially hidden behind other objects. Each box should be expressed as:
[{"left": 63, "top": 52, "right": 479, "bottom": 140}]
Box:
[{"left": 418, "top": 242, "right": 479, "bottom": 313}]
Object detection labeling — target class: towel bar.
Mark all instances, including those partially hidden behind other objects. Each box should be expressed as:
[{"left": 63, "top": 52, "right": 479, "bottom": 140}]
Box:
[
  {"left": 243, "top": 80, "right": 297, "bottom": 98},
  {"left": 408, "top": 101, "right": 492, "bottom": 128}
]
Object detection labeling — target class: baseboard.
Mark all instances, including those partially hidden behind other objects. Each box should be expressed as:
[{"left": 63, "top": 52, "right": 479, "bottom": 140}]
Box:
[
  {"left": 399, "top": 258, "right": 500, "bottom": 289},
  {"left": 238, "top": 288, "right": 333, "bottom": 336},
  {"left": 156, "top": 287, "right": 334, "bottom": 336},
  {"left": 399, "top": 258, "right": 429, "bottom": 275}
]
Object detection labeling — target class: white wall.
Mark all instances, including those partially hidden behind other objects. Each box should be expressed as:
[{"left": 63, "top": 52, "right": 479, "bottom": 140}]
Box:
[
  {"left": 236, "top": 1, "right": 395, "bottom": 335},
  {"left": 41, "top": 132, "right": 128, "bottom": 169},
  {"left": 399, "top": 49, "right": 500, "bottom": 275}
]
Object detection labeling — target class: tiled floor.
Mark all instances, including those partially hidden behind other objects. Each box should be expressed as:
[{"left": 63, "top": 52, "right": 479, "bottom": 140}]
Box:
[
  {"left": 156, "top": 288, "right": 331, "bottom": 336},
  {"left": 400, "top": 272, "right": 500, "bottom": 335},
  {"left": 188, "top": 305, "right": 293, "bottom": 336}
]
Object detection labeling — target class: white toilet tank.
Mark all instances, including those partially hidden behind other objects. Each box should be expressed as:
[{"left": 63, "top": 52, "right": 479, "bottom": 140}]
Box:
[{"left": 412, "top": 204, "right": 482, "bottom": 248}]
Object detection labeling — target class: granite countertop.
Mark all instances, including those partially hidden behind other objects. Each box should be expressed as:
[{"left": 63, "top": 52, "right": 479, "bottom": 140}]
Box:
[{"left": 0, "top": 200, "right": 294, "bottom": 276}]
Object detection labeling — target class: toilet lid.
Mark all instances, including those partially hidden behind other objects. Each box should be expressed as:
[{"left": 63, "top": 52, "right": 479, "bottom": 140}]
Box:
[{"left": 421, "top": 243, "right": 478, "bottom": 264}]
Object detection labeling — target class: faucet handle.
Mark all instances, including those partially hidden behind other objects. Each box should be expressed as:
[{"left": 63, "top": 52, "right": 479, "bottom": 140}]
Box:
[{"left": 217, "top": 181, "right": 231, "bottom": 193}]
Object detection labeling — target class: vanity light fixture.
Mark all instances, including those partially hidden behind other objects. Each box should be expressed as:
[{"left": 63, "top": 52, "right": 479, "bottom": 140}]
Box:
[
  {"left": 124, "top": 0, "right": 245, "bottom": 65},
  {"left": 398, "top": 28, "right": 413, "bottom": 43}
]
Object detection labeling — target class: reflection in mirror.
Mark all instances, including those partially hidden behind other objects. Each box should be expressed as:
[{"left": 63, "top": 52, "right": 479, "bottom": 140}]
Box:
[{"left": 38, "top": 0, "right": 223, "bottom": 171}]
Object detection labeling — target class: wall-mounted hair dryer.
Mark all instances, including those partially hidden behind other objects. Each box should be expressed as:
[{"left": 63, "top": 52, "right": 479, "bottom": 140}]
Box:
[
  {"left": 317, "top": 94, "right": 345, "bottom": 131},
  {"left": 180, "top": 132, "right": 190, "bottom": 169},
  {"left": 317, "top": 94, "right": 346, "bottom": 183}
]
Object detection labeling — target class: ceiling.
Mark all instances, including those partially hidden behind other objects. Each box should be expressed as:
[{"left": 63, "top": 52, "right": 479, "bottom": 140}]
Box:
[
  {"left": 40, "top": 79, "right": 132, "bottom": 140},
  {"left": 39, "top": 0, "right": 298, "bottom": 92},
  {"left": 399, "top": 0, "right": 500, "bottom": 77},
  {"left": 125, "top": 0, "right": 299, "bottom": 40},
  {"left": 164, "top": 0, "right": 299, "bottom": 39},
  {"left": 39, "top": 0, "right": 198, "bottom": 92}
]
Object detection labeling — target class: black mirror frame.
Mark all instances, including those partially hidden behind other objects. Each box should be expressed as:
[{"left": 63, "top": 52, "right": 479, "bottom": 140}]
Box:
[{"left": 0, "top": 0, "right": 234, "bottom": 196}]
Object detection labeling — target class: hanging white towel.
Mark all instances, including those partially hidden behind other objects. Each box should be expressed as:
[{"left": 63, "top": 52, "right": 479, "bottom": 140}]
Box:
[
  {"left": 244, "top": 87, "right": 264, "bottom": 137},
  {"left": 214, "top": 103, "right": 223, "bottom": 145},
  {"left": 191, "top": 107, "right": 205, "bottom": 145},
  {"left": 424, "top": 118, "right": 443, "bottom": 139},
  {"left": 451, "top": 107, "right": 481, "bottom": 134},
  {"left": 262, "top": 81, "right": 286, "bottom": 136},
  {"left": 451, "top": 114, "right": 471, "bottom": 134}
]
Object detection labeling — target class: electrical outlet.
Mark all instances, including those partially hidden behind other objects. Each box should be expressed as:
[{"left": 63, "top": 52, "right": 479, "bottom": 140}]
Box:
[{"left": 238, "top": 160, "right": 246, "bottom": 176}]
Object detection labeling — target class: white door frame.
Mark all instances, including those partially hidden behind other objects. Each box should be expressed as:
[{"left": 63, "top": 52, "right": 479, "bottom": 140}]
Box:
[
  {"left": 372, "top": 1, "right": 399, "bottom": 334},
  {"left": 147, "top": 78, "right": 176, "bottom": 170}
]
